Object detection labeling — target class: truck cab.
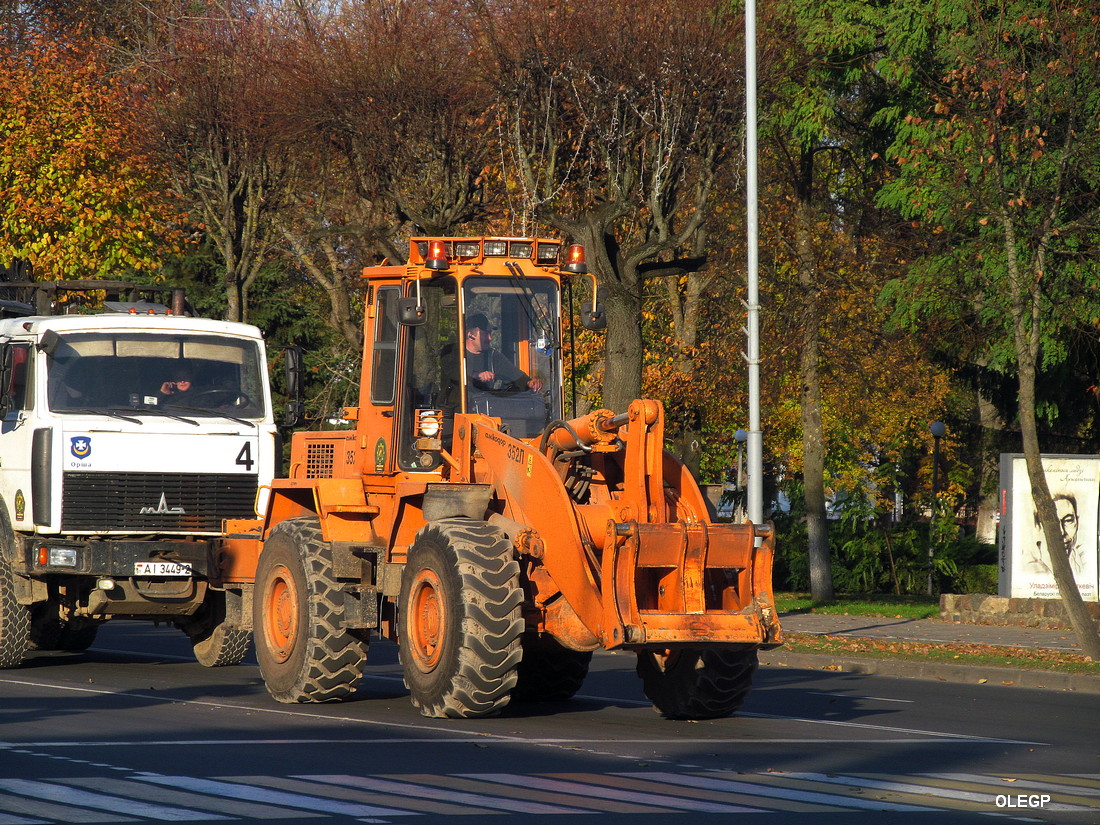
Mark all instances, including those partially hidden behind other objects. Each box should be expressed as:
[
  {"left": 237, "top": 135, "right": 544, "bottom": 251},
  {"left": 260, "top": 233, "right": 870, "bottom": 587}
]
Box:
[{"left": 0, "top": 296, "right": 277, "bottom": 668}]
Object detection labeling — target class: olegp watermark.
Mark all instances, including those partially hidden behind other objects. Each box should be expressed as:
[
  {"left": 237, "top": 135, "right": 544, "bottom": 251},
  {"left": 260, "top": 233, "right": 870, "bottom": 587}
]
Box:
[{"left": 995, "top": 793, "right": 1050, "bottom": 809}]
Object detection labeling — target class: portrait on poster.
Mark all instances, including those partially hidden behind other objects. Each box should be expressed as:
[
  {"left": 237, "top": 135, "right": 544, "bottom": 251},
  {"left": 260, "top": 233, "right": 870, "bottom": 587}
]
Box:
[{"left": 1007, "top": 456, "right": 1098, "bottom": 601}]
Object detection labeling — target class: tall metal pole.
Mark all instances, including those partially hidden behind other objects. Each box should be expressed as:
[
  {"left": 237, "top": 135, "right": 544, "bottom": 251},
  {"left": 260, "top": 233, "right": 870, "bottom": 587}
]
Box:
[
  {"left": 744, "top": 0, "right": 763, "bottom": 524},
  {"left": 926, "top": 421, "right": 946, "bottom": 595}
]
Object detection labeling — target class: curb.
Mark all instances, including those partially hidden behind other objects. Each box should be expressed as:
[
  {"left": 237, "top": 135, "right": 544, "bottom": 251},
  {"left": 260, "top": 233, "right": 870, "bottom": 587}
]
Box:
[{"left": 759, "top": 650, "right": 1100, "bottom": 694}]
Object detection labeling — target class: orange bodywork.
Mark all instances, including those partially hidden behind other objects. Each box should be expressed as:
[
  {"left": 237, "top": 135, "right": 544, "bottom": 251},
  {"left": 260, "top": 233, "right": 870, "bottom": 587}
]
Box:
[{"left": 219, "top": 237, "right": 780, "bottom": 653}]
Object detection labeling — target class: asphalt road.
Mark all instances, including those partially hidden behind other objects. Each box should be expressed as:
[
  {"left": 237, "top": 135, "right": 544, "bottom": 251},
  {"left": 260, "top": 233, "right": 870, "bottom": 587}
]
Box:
[{"left": 0, "top": 621, "right": 1097, "bottom": 825}]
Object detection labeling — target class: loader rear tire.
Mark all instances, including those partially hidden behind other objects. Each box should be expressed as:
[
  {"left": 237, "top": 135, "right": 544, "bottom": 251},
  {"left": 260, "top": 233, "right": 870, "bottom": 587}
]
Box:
[
  {"left": 637, "top": 646, "right": 758, "bottom": 720},
  {"left": 0, "top": 555, "right": 30, "bottom": 668},
  {"left": 253, "top": 517, "right": 368, "bottom": 702},
  {"left": 513, "top": 632, "right": 592, "bottom": 702},
  {"left": 399, "top": 519, "right": 523, "bottom": 718}
]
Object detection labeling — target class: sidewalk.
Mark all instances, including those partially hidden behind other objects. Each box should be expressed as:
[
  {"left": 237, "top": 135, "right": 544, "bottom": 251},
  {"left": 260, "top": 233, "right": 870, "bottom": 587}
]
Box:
[{"left": 759, "top": 611, "right": 1099, "bottom": 693}]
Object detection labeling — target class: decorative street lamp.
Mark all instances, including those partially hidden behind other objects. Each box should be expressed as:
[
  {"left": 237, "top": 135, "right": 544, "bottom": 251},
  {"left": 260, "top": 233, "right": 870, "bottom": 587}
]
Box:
[{"left": 927, "top": 421, "right": 947, "bottom": 596}]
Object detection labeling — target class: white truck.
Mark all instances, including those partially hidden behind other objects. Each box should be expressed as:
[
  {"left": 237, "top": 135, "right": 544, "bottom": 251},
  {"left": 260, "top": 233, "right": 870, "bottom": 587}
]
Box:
[{"left": 0, "top": 286, "right": 278, "bottom": 668}]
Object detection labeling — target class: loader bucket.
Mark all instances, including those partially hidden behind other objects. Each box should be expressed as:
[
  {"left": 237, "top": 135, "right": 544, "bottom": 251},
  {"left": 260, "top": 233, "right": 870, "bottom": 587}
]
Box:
[{"left": 600, "top": 519, "right": 781, "bottom": 649}]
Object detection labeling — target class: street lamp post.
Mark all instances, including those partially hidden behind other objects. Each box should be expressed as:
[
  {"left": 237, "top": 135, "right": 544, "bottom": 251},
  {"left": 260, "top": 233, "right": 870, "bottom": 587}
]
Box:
[{"left": 926, "top": 421, "right": 946, "bottom": 596}]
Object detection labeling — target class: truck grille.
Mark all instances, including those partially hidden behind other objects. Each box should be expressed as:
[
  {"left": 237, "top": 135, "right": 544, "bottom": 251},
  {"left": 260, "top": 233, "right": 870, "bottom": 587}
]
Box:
[{"left": 61, "top": 472, "right": 258, "bottom": 532}]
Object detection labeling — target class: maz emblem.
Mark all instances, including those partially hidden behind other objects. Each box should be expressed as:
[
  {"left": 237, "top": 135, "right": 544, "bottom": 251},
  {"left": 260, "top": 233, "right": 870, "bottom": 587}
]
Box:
[{"left": 140, "top": 493, "right": 185, "bottom": 515}]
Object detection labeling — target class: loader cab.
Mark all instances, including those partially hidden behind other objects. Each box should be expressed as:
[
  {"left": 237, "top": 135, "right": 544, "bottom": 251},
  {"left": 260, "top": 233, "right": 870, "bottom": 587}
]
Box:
[{"left": 390, "top": 240, "right": 565, "bottom": 472}]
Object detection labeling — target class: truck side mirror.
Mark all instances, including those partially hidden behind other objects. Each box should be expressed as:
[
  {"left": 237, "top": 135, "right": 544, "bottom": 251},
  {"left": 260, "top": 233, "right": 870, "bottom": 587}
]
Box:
[
  {"left": 581, "top": 304, "right": 606, "bottom": 331},
  {"left": 37, "top": 329, "right": 61, "bottom": 358},
  {"left": 282, "top": 345, "right": 305, "bottom": 428},
  {"left": 398, "top": 297, "right": 426, "bottom": 326}
]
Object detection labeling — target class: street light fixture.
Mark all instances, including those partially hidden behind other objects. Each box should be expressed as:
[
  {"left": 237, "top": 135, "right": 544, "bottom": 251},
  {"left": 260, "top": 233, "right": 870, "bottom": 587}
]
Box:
[{"left": 927, "top": 421, "right": 946, "bottom": 596}]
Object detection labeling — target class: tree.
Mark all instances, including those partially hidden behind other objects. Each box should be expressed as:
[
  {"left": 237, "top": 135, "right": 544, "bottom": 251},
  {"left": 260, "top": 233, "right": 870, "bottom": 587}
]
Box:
[
  {"left": 755, "top": 0, "right": 898, "bottom": 600},
  {"left": 477, "top": 0, "right": 740, "bottom": 413},
  {"left": 879, "top": 0, "right": 1100, "bottom": 658},
  {"left": 139, "top": 3, "right": 295, "bottom": 322},
  {"left": 284, "top": 0, "right": 494, "bottom": 264},
  {"left": 0, "top": 34, "right": 184, "bottom": 279}
]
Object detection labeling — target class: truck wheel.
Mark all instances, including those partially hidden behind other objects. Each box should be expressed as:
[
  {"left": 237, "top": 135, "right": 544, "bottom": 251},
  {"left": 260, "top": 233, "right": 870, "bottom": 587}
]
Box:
[
  {"left": 513, "top": 632, "right": 592, "bottom": 701},
  {"left": 30, "top": 603, "right": 98, "bottom": 652},
  {"left": 253, "top": 517, "right": 368, "bottom": 702},
  {"left": 55, "top": 618, "right": 99, "bottom": 652},
  {"left": 0, "top": 555, "right": 30, "bottom": 668},
  {"left": 399, "top": 519, "right": 523, "bottom": 718},
  {"left": 186, "top": 592, "right": 250, "bottom": 667},
  {"left": 636, "top": 646, "right": 758, "bottom": 720}
]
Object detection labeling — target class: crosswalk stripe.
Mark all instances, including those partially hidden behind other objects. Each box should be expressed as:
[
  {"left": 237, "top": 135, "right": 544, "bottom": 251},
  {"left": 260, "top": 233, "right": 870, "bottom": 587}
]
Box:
[
  {"left": 616, "top": 771, "right": 936, "bottom": 812},
  {"left": 132, "top": 776, "right": 415, "bottom": 818},
  {"left": 769, "top": 772, "right": 1097, "bottom": 812},
  {"left": 464, "top": 774, "right": 764, "bottom": 813},
  {"left": 227, "top": 776, "right": 499, "bottom": 817},
  {"left": 384, "top": 774, "right": 676, "bottom": 815},
  {"left": 0, "top": 790, "right": 136, "bottom": 825},
  {"left": 0, "top": 779, "right": 222, "bottom": 822},
  {"left": 921, "top": 773, "right": 1100, "bottom": 799},
  {"left": 56, "top": 778, "right": 325, "bottom": 820},
  {"left": 299, "top": 774, "right": 594, "bottom": 815},
  {"left": 0, "top": 815, "right": 49, "bottom": 825}
]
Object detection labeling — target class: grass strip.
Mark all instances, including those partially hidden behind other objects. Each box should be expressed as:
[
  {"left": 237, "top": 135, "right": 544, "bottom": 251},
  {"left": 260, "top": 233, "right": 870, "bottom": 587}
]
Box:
[
  {"left": 774, "top": 593, "right": 940, "bottom": 620},
  {"left": 779, "top": 632, "right": 1100, "bottom": 676}
]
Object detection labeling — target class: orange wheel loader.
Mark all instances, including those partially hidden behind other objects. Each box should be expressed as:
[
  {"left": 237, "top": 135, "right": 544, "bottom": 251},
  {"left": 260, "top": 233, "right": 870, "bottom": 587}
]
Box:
[{"left": 219, "top": 237, "right": 781, "bottom": 719}]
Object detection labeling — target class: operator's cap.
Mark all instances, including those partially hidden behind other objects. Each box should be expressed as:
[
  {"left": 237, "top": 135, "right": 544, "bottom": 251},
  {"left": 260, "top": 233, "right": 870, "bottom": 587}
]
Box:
[{"left": 466, "top": 312, "right": 491, "bottom": 332}]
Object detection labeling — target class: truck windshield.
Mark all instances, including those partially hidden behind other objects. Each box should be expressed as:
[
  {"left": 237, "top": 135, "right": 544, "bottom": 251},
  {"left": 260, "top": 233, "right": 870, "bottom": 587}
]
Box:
[{"left": 47, "top": 332, "right": 266, "bottom": 419}]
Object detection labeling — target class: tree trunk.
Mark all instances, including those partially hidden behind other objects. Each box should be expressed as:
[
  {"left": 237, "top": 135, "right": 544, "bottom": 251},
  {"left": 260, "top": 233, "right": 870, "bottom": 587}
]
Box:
[
  {"left": 1006, "top": 215, "right": 1100, "bottom": 660},
  {"left": 600, "top": 281, "right": 644, "bottom": 414},
  {"left": 795, "top": 149, "right": 833, "bottom": 602}
]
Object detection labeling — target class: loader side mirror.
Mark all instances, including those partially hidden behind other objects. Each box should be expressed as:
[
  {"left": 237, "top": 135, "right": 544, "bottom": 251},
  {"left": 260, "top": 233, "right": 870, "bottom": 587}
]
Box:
[
  {"left": 399, "top": 297, "right": 426, "bottom": 326},
  {"left": 282, "top": 345, "right": 305, "bottom": 428},
  {"left": 581, "top": 303, "right": 606, "bottom": 331}
]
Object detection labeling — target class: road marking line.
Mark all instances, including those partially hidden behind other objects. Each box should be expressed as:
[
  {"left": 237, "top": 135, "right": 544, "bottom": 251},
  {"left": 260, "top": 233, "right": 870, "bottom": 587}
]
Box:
[
  {"left": 462, "top": 774, "right": 764, "bottom": 813},
  {"left": 768, "top": 772, "right": 1096, "bottom": 811},
  {"left": 0, "top": 676, "right": 1048, "bottom": 747},
  {"left": 0, "top": 778, "right": 226, "bottom": 821},
  {"left": 739, "top": 712, "right": 1048, "bottom": 745},
  {"left": 299, "top": 774, "right": 594, "bottom": 815},
  {"left": 133, "top": 776, "right": 417, "bottom": 818},
  {"left": 615, "top": 771, "right": 936, "bottom": 812}
]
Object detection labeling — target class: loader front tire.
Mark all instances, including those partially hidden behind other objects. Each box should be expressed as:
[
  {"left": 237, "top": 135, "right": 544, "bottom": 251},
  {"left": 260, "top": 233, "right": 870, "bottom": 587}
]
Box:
[
  {"left": 253, "top": 517, "right": 368, "bottom": 702},
  {"left": 637, "top": 646, "right": 758, "bottom": 720},
  {"left": 513, "top": 632, "right": 592, "bottom": 702},
  {"left": 399, "top": 519, "right": 523, "bottom": 718}
]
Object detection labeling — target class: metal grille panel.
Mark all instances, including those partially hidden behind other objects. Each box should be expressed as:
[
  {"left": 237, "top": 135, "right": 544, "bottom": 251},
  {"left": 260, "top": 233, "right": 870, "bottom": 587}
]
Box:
[
  {"left": 62, "top": 472, "right": 258, "bottom": 532},
  {"left": 306, "top": 442, "right": 336, "bottom": 478}
]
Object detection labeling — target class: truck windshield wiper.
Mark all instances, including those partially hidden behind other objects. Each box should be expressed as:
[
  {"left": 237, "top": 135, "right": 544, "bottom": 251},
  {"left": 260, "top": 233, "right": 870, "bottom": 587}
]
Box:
[
  {"left": 66, "top": 407, "right": 145, "bottom": 424},
  {"left": 129, "top": 407, "right": 199, "bottom": 427},
  {"left": 163, "top": 405, "right": 252, "bottom": 427}
]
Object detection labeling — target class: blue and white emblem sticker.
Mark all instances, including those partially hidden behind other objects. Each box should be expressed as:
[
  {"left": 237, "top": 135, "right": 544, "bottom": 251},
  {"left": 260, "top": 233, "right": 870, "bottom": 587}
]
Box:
[{"left": 70, "top": 436, "right": 91, "bottom": 459}]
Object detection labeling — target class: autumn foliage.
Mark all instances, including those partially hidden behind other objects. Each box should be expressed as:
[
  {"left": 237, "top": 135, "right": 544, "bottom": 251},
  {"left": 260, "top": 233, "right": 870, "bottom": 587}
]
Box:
[{"left": 0, "top": 34, "right": 184, "bottom": 279}]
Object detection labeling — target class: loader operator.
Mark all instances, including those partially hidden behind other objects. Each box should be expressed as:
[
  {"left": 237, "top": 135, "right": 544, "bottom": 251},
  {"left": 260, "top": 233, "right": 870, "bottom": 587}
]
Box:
[{"left": 464, "top": 313, "right": 543, "bottom": 393}]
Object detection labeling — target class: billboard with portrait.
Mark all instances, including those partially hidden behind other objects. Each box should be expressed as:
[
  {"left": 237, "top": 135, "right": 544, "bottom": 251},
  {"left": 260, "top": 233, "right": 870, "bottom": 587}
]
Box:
[{"left": 998, "top": 454, "right": 1099, "bottom": 601}]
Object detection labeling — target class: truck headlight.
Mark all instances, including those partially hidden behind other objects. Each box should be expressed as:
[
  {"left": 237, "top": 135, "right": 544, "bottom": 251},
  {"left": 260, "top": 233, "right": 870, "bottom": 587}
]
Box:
[{"left": 37, "top": 546, "right": 77, "bottom": 567}]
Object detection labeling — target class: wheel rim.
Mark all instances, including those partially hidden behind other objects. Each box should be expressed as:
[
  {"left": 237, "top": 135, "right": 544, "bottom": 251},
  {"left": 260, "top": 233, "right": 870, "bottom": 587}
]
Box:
[
  {"left": 264, "top": 563, "right": 298, "bottom": 663},
  {"left": 407, "top": 568, "right": 446, "bottom": 672}
]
